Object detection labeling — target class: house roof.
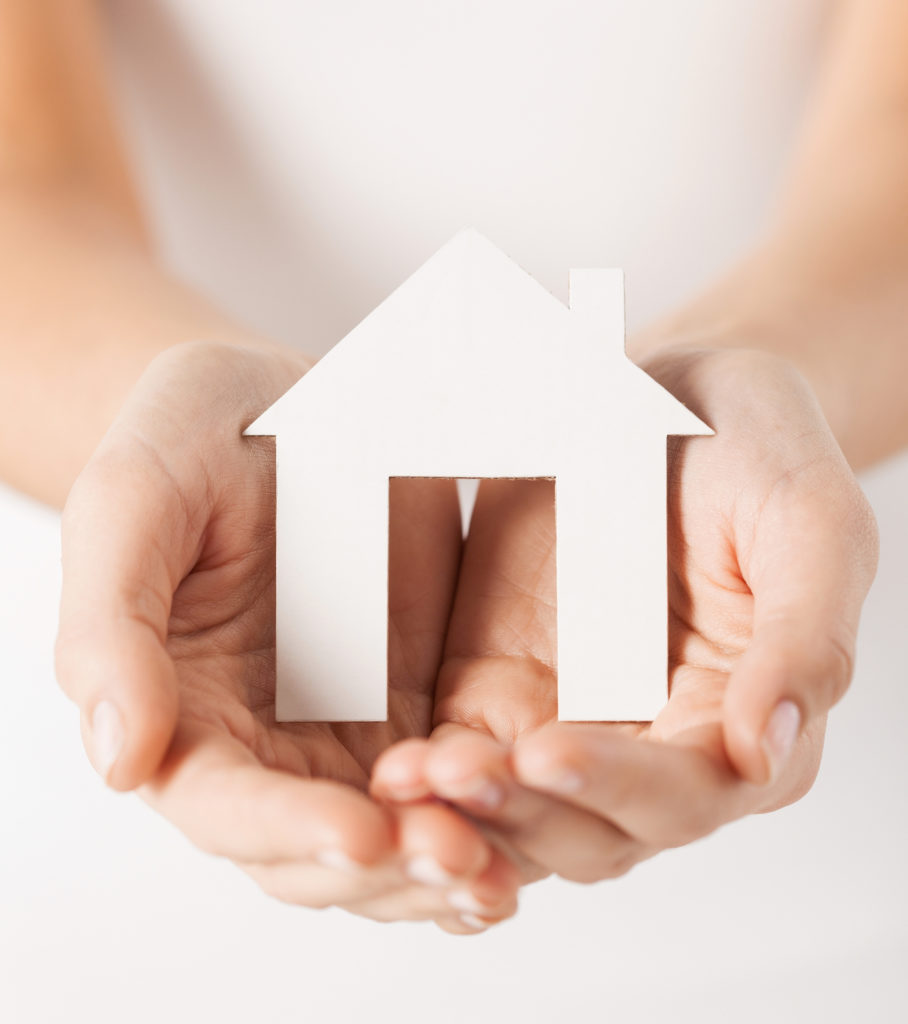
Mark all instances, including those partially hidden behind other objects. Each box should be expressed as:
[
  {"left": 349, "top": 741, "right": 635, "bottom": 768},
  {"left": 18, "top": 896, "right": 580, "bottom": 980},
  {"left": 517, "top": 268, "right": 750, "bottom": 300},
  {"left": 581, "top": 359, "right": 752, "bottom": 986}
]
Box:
[{"left": 245, "top": 229, "right": 711, "bottom": 441}]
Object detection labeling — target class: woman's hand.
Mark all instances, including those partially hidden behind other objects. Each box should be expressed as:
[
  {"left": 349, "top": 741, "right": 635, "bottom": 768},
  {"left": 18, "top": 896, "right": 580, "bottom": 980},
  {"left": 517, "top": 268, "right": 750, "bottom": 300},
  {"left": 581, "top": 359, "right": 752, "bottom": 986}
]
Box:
[
  {"left": 55, "top": 340, "right": 518, "bottom": 932},
  {"left": 372, "top": 347, "right": 879, "bottom": 885}
]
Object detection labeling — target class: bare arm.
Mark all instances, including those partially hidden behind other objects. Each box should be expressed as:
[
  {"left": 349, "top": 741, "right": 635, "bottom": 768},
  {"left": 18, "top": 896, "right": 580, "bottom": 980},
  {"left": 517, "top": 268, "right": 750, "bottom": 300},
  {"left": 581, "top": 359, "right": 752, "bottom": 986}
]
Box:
[
  {"left": 632, "top": 0, "right": 908, "bottom": 469},
  {"left": 3, "top": 2, "right": 907, "bottom": 502},
  {"left": 0, "top": 0, "right": 280, "bottom": 505}
]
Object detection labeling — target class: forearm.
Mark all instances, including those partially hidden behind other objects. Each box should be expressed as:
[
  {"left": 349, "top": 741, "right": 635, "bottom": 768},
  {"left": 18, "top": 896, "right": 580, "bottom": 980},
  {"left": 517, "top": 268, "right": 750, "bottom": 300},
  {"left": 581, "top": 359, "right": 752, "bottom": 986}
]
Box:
[
  {"left": 0, "top": 0, "right": 287, "bottom": 507},
  {"left": 0, "top": 182, "right": 289, "bottom": 506},
  {"left": 631, "top": 0, "right": 908, "bottom": 470},
  {"left": 631, "top": 229, "right": 908, "bottom": 471}
]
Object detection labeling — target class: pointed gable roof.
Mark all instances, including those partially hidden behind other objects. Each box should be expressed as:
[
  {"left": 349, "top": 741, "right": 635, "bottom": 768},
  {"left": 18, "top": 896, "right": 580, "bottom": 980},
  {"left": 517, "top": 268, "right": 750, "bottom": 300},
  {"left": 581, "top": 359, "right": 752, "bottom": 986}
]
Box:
[
  {"left": 245, "top": 228, "right": 563, "bottom": 435},
  {"left": 245, "top": 228, "right": 711, "bottom": 441}
]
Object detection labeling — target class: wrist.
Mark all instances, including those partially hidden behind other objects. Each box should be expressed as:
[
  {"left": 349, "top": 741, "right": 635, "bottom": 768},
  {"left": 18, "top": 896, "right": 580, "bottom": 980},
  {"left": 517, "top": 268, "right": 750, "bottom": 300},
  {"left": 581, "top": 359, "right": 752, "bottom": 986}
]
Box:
[{"left": 628, "top": 279, "right": 858, "bottom": 464}]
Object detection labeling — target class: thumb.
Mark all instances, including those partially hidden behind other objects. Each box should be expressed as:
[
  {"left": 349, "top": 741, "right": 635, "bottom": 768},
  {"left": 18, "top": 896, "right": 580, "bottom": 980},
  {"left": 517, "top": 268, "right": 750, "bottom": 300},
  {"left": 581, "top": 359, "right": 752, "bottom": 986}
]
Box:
[
  {"left": 723, "top": 482, "right": 878, "bottom": 786},
  {"left": 56, "top": 450, "right": 201, "bottom": 790}
]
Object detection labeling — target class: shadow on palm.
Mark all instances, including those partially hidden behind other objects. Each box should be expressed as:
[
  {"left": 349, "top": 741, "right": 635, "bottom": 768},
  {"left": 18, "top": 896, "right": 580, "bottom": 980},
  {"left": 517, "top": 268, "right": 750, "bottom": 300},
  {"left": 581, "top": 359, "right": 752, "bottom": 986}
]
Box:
[
  {"left": 373, "top": 349, "right": 866, "bottom": 882},
  {"left": 161, "top": 464, "right": 462, "bottom": 792}
]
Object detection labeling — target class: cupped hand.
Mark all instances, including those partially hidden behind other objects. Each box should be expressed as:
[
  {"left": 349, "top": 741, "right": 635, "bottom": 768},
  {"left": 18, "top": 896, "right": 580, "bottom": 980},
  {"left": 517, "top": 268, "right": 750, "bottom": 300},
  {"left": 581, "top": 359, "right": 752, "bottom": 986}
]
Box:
[
  {"left": 55, "top": 341, "right": 518, "bottom": 932},
  {"left": 372, "top": 347, "right": 879, "bottom": 885}
]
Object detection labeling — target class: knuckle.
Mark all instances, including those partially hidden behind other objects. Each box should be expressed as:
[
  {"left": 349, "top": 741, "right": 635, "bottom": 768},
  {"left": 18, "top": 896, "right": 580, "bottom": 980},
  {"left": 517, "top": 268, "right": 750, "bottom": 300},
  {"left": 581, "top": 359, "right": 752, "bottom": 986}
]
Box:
[
  {"left": 143, "top": 340, "right": 237, "bottom": 387},
  {"left": 827, "top": 632, "right": 855, "bottom": 691},
  {"left": 813, "top": 630, "right": 855, "bottom": 712}
]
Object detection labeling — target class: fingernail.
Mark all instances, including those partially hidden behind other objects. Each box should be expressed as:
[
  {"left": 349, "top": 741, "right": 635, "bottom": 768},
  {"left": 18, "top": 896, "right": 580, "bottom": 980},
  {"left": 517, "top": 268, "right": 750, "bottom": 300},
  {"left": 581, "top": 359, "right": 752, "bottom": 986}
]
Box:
[
  {"left": 448, "top": 889, "right": 488, "bottom": 914},
  {"left": 762, "top": 700, "right": 801, "bottom": 783},
  {"left": 549, "top": 770, "right": 585, "bottom": 795},
  {"left": 467, "top": 778, "right": 506, "bottom": 810},
  {"left": 459, "top": 913, "right": 491, "bottom": 931},
  {"left": 440, "top": 775, "right": 505, "bottom": 810},
  {"left": 406, "top": 854, "right": 457, "bottom": 886},
  {"left": 316, "top": 849, "right": 364, "bottom": 873},
  {"left": 524, "top": 766, "right": 584, "bottom": 795},
  {"left": 90, "top": 700, "right": 124, "bottom": 781}
]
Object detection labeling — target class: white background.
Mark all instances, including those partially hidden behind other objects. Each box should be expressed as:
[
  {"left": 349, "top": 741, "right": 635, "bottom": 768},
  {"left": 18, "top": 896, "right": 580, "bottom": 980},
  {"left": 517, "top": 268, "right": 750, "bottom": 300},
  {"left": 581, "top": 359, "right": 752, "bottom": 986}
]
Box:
[
  {"left": 3, "top": 2, "right": 907, "bottom": 1020},
  {"left": 1, "top": 451, "right": 906, "bottom": 1023}
]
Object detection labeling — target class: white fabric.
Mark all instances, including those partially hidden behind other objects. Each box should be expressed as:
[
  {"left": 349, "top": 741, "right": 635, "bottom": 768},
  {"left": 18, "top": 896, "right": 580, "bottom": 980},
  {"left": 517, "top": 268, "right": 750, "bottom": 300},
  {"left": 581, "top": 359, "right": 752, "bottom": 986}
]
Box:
[{"left": 106, "top": 0, "right": 828, "bottom": 352}]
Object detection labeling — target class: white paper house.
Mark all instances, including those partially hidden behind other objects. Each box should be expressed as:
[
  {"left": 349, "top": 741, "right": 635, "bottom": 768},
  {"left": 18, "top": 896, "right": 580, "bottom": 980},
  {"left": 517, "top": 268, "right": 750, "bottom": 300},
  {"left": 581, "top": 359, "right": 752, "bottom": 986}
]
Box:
[{"left": 246, "top": 229, "right": 712, "bottom": 723}]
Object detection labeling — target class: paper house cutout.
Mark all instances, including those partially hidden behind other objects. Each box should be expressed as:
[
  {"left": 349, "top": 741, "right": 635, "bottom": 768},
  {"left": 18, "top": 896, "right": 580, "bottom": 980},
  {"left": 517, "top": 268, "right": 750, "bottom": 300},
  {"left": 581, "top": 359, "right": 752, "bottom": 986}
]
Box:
[{"left": 245, "top": 229, "right": 712, "bottom": 722}]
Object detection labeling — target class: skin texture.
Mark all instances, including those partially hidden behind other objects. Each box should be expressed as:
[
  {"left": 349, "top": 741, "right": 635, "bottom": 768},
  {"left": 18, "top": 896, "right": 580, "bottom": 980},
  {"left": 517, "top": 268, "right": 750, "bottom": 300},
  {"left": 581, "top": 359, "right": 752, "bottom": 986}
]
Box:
[
  {"left": 1, "top": 0, "right": 906, "bottom": 930},
  {"left": 2, "top": 1, "right": 520, "bottom": 931},
  {"left": 372, "top": 348, "right": 878, "bottom": 884},
  {"left": 56, "top": 341, "right": 520, "bottom": 932}
]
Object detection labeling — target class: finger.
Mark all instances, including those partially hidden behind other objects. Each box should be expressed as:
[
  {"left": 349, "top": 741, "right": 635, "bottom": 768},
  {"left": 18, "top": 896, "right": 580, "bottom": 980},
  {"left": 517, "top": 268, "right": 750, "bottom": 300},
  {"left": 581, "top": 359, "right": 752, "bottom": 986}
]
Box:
[
  {"left": 434, "top": 857, "right": 522, "bottom": 934},
  {"left": 344, "top": 847, "right": 521, "bottom": 926},
  {"left": 373, "top": 735, "right": 540, "bottom": 879},
  {"left": 421, "top": 726, "right": 646, "bottom": 883},
  {"left": 371, "top": 742, "right": 510, "bottom": 883},
  {"left": 434, "top": 911, "right": 512, "bottom": 935},
  {"left": 365, "top": 849, "right": 520, "bottom": 927},
  {"left": 433, "top": 869, "right": 521, "bottom": 934},
  {"left": 724, "top": 477, "right": 878, "bottom": 784},
  {"left": 370, "top": 737, "right": 434, "bottom": 803},
  {"left": 512, "top": 723, "right": 760, "bottom": 848},
  {"left": 56, "top": 451, "right": 202, "bottom": 790},
  {"left": 241, "top": 858, "right": 404, "bottom": 912},
  {"left": 241, "top": 804, "right": 520, "bottom": 916},
  {"left": 141, "top": 721, "right": 396, "bottom": 866},
  {"left": 374, "top": 730, "right": 645, "bottom": 883},
  {"left": 395, "top": 799, "right": 495, "bottom": 884}
]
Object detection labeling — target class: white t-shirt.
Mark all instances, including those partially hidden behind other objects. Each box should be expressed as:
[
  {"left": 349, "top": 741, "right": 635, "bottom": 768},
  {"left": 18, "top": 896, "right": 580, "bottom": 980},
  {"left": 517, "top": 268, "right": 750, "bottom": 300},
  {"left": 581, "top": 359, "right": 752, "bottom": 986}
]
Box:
[{"left": 107, "top": 0, "right": 828, "bottom": 356}]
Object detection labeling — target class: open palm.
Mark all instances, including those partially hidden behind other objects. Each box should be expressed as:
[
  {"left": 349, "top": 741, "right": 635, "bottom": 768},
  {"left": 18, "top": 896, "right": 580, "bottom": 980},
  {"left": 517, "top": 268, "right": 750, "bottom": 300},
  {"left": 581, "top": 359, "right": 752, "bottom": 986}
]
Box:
[
  {"left": 373, "top": 348, "right": 877, "bottom": 885},
  {"left": 56, "top": 342, "right": 518, "bottom": 929}
]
